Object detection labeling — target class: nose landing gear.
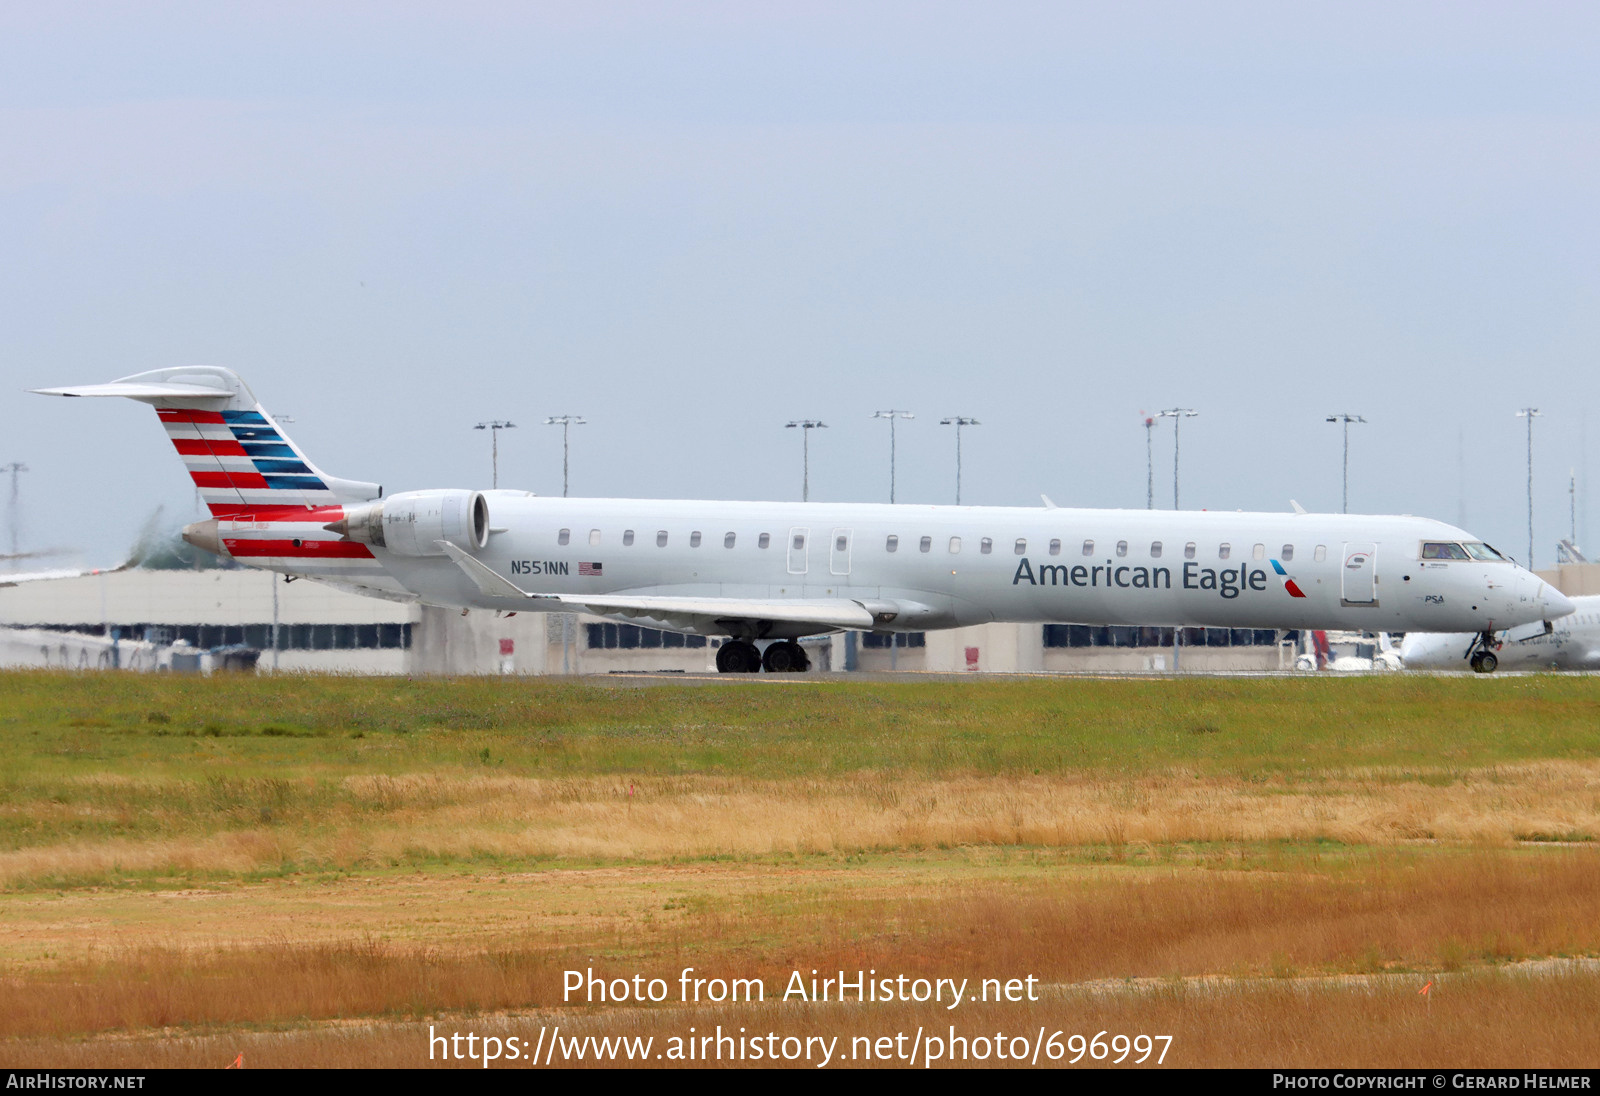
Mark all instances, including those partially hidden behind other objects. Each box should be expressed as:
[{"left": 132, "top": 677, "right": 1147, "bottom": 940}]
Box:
[{"left": 1468, "top": 631, "right": 1500, "bottom": 674}]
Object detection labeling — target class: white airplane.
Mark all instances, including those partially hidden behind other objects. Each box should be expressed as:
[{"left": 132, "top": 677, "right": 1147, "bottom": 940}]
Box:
[
  {"left": 1400, "top": 594, "right": 1600, "bottom": 672},
  {"left": 34, "top": 367, "right": 1575, "bottom": 674}
]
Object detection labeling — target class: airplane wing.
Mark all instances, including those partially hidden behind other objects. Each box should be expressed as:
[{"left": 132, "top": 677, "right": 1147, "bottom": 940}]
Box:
[
  {"left": 0, "top": 561, "right": 131, "bottom": 589},
  {"left": 1503, "top": 620, "right": 1555, "bottom": 643},
  {"left": 436, "top": 541, "right": 901, "bottom": 633}
]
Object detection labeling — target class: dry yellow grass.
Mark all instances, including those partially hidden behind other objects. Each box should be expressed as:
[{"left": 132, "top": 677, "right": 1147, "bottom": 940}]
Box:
[
  {"left": 6, "top": 966, "right": 1598, "bottom": 1068},
  {"left": 7, "top": 675, "right": 1600, "bottom": 1067},
  {"left": 2, "top": 848, "right": 1596, "bottom": 1043},
  {"left": 4, "top": 761, "right": 1598, "bottom": 887}
]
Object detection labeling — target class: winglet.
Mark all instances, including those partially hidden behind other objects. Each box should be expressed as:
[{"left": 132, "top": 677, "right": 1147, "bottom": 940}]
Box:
[
  {"left": 1290, "top": 499, "right": 1307, "bottom": 515},
  {"left": 436, "top": 540, "right": 540, "bottom": 600},
  {"left": 1041, "top": 494, "right": 1058, "bottom": 510}
]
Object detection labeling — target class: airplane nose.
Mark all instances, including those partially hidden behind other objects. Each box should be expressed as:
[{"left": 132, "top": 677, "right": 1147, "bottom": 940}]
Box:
[{"left": 1542, "top": 584, "right": 1576, "bottom": 619}]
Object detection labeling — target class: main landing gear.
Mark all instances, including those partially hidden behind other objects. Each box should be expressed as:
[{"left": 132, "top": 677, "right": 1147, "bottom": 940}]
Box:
[
  {"left": 761, "top": 640, "right": 810, "bottom": 674},
  {"left": 714, "top": 639, "right": 810, "bottom": 674},
  {"left": 1468, "top": 631, "right": 1500, "bottom": 674}
]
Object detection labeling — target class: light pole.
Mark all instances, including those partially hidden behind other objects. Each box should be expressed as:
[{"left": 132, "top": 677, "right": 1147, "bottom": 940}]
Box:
[
  {"left": 1141, "top": 415, "right": 1155, "bottom": 509},
  {"left": 544, "top": 415, "right": 586, "bottom": 498},
  {"left": 1517, "top": 408, "right": 1541, "bottom": 567},
  {"left": 2, "top": 462, "right": 26, "bottom": 558},
  {"left": 872, "top": 410, "right": 914, "bottom": 503},
  {"left": 939, "top": 417, "right": 980, "bottom": 505},
  {"left": 1155, "top": 409, "right": 1198, "bottom": 509},
  {"left": 1325, "top": 414, "right": 1366, "bottom": 514},
  {"left": 785, "top": 420, "right": 827, "bottom": 502},
  {"left": 473, "top": 420, "right": 516, "bottom": 489}
]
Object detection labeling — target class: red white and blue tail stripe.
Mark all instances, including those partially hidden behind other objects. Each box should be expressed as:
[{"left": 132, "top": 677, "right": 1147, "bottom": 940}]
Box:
[
  {"left": 159, "top": 407, "right": 348, "bottom": 519},
  {"left": 33, "top": 366, "right": 400, "bottom": 590}
]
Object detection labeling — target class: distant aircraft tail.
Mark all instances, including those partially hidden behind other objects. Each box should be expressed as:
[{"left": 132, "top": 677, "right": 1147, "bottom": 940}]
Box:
[{"left": 33, "top": 366, "right": 381, "bottom": 520}]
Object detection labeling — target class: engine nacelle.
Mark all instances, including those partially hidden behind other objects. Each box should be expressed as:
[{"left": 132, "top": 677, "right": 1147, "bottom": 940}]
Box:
[{"left": 327, "top": 489, "right": 489, "bottom": 557}]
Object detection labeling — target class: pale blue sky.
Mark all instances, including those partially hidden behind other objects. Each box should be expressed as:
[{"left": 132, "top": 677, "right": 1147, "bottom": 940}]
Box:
[{"left": 4, "top": 2, "right": 1598, "bottom": 568}]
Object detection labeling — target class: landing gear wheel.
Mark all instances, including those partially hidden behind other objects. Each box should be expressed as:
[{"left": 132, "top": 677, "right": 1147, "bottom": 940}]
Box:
[
  {"left": 715, "top": 641, "right": 762, "bottom": 673},
  {"left": 762, "top": 641, "right": 809, "bottom": 673},
  {"left": 1467, "top": 630, "right": 1500, "bottom": 674}
]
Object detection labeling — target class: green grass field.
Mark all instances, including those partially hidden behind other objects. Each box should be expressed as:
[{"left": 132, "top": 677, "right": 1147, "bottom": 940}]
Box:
[
  {"left": 11, "top": 671, "right": 1600, "bottom": 777},
  {"left": 1, "top": 670, "right": 1597, "bottom": 1067}
]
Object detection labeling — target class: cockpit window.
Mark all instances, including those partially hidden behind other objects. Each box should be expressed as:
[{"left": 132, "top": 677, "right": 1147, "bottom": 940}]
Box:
[
  {"left": 1463, "top": 542, "right": 1505, "bottom": 561},
  {"left": 1421, "top": 542, "right": 1471, "bottom": 560}
]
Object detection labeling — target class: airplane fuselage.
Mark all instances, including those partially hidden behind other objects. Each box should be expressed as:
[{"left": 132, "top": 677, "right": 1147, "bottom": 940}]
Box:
[{"left": 236, "top": 493, "right": 1565, "bottom": 638}]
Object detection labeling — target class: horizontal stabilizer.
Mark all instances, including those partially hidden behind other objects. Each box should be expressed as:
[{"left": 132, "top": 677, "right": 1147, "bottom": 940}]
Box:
[{"left": 32, "top": 380, "right": 233, "bottom": 403}]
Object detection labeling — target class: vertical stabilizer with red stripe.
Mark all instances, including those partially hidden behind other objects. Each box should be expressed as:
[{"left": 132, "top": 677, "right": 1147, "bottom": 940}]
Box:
[{"left": 33, "top": 367, "right": 390, "bottom": 582}]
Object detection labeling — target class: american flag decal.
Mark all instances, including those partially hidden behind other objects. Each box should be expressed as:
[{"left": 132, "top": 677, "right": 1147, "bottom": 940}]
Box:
[{"left": 578, "top": 561, "right": 603, "bottom": 576}]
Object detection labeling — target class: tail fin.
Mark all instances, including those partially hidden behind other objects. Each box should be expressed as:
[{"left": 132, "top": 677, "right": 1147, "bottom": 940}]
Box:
[{"left": 33, "top": 366, "right": 380, "bottom": 519}]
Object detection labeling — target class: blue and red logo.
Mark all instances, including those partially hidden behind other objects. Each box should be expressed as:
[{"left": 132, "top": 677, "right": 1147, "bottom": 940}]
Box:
[{"left": 1270, "top": 559, "right": 1308, "bottom": 598}]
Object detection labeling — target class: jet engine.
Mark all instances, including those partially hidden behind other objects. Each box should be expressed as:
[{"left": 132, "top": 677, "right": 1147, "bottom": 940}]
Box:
[{"left": 326, "top": 489, "right": 489, "bottom": 557}]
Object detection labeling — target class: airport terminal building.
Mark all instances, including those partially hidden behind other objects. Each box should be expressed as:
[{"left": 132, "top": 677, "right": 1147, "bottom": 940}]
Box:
[
  {"left": 0, "top": 565, "right": 1320, "bottom": 674},
  {"left": 17, "top": 553, "right": 1596, "bottom": 675}
]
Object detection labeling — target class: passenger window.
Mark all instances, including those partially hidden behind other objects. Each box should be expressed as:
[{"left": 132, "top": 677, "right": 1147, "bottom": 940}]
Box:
[
  {"left": 1218, "top": 543, "right": 1231, "bottom": 559},
  {"left": 1184, "top": 542, "right": 1196, "bottom": 559},
  {"left": 558, "top": 528, "right": 570, "bottom": 546},
  {"left": 589, "top": 529, "right": 601, "bottom": 546},
  {"left": 886, "top": 535, "right": 899, "bottom": 553},
  {"left": 1049, "top": 539, "right": 1061, "bottom": 556},
  {"left": 980, "top": 537, "right": 993, "bottom": 554},
  {"left": 920, "top": 536, "right": 932, "bottom": 553},
  {"left": 1281, "top": 545, "right": 1294, "bottom": 562},
  {"left": 836, "top": 535, "right": 848, "bottom": 552},
  {"left": 690, "top": 531, "right": 702, "bottom": 548},
  {"left": 949, "top": 537, "right": 961, "bottom": 554},
  {"left": 623, "top": 529, "right": 635, "bottom": 546},
  {"left": 758, "top": 533, "right": 770, "bottom": 549},
  {"left": 1014, "top": 538, "right": 1027, "bottom": 555},
  {"left": 1082, "top": 539, "right": 1094, "bottom": 556},
  {"left": 724, "top": 532, "right": 736, "bottom": 548},
  {"left": 657, "top": 530, "right": 668, "bottom": 547},
  {"left": 792, "top": 533, "right": 805, "bottom": 550},
  {"left": 1150, "top": 541, "right": 1162, "bottom": 558},
  {"left": 1116, "top": 540, "right": 1128, "bottom": 558},
  {"left": 1253, "top": 543, "right": 1265, "bottom": 560},
  {"left": 1314, "top": 544, "right": 1326, "bottom": 562}
]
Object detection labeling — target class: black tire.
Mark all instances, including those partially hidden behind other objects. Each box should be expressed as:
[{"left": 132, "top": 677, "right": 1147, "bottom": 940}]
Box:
[
  {"left": 762, "top": 643, "right": 795, "bottom": 673},
  {"left": 762, "top": 641, "right": 809, "bottom": 673},
  {"left": 715, "top": 643, "right": 738, "bottom": 673},
  {"left": 1474, "top": 651, "right": 1498, "bottom": 674},
  {"left": 729, "top": 641, "right": 762, "bottom": 673}
]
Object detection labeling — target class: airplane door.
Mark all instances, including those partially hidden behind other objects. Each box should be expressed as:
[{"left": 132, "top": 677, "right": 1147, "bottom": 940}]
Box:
[
  {"left": 1341, "top": 542, "right": 1378, "bottom": 605},
  {"left": 830, "top": 528, "right": 852, "bottom": 576},
  {"left": 787, "top": 527, "right": 809, "bottom": 575}
]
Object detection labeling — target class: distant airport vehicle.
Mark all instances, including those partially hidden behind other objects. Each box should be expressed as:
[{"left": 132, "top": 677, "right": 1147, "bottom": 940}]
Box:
[
  {"left": 1291, "top": 630, "right": 1403, "bottom": 673},
  {"left": 1400, "top": 594, "right": 1600, "bottom": 672},
  {"left": 35, "top": 367, "right": 1574, "bottom": 673}
]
